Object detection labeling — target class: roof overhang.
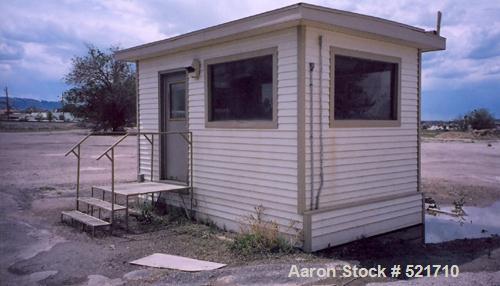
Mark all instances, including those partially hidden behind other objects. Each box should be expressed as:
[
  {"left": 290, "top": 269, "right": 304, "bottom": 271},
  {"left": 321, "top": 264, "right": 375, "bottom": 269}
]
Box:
[{"left": 115, "top": 3, "right": 446, "bottom": 61}]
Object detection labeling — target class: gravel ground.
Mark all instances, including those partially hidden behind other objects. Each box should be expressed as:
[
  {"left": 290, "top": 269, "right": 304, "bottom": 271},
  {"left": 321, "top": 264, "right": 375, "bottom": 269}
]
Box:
[
  {"left": 1, "top": 130, "right": 499, "bottom": 285},
  {"left": 422, "top": 140, "right": 500, "bottom": 206}
]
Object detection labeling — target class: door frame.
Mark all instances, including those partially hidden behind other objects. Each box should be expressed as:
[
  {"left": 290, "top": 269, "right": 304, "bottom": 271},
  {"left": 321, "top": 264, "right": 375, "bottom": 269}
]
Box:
[{"left": 158, "top": 68, "right": 189, "bottom": 182}]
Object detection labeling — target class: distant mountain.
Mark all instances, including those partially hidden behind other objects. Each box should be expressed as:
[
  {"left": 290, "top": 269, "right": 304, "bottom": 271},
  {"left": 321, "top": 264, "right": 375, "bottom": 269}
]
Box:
[{"left": 0, "top": 97, "right": 61, "bottom": 111}]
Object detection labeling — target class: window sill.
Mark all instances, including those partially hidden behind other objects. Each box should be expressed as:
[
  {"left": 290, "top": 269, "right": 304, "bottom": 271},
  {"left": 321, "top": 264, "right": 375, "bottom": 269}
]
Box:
[
  {"left": 205, "top": 120, "right": 277, "bottom": 129},
  {"left": 330, "top": 120, "right": 401, "bottom": 128}
]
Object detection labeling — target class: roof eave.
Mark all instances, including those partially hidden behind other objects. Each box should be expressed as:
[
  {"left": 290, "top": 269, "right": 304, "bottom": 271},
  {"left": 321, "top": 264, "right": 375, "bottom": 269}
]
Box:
[
  {"left": 115, "top": 3, "right": 446, "bottom": 61},
  {"left": 115, "top": 4, "right": 303, "bottom": 61},
  {"left": 299, "top": 5, "right": 446, "bottom": 52}
]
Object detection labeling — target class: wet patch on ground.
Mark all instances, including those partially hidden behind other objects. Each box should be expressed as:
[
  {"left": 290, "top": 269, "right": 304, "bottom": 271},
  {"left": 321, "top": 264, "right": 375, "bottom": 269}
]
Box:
[{"left": 426, "top": 202, "right": 500, "bottom": 243}]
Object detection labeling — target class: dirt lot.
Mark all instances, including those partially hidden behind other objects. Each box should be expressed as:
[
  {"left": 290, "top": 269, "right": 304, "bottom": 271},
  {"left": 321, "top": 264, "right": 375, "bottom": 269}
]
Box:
[
  {"left": 422, "top": 140, "right": 500, "bottom": 206},
  {"left": 1, "top": 130, "right": 499, "bottom": 285}
]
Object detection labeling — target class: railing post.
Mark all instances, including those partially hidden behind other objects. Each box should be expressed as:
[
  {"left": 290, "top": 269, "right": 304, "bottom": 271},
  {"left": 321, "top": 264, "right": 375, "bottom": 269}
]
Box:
[
  {"left": 189, "top": 132, "right": 193, "bottom": 187},
  {"left": 189, "top": 132, "right": 193, "bottom": 211},
  {"left": 76, "top": 145, "right": 81, "bottom": 210},
  {"left": 111, "top": 148, "right": 115, "bottom": 225},
  {"left": 151, "top": 134, "right": 154, "bottom": 181}
]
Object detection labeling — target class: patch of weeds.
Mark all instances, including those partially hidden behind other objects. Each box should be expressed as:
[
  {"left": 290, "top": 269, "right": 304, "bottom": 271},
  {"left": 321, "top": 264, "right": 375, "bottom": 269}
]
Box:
[
  {"left": 172, "top": 217, "right": 223, "bottom": 240},
  {"left": 452, "top": 195, "right": 466, "bottom": 217},
  {"left": 230, "top": 205, "right": 297, "bottom": 256},
  {"left": 136, "top": 201, "right": 155, "bottom": 224},
  {"left": 174, "top": 223, "right": 217, "bottom": 239},
  {"left": 199, "top": 217, "right": 219, "bottom": 233},
  {"left": 421, "top": 130, "right": 442, "bottom": 138},
  {"left": 158, "top": 204, "right": 190, "bottom": 225},
  {"left": 134, "top": 200, "right": 189, "bottom": 227}
]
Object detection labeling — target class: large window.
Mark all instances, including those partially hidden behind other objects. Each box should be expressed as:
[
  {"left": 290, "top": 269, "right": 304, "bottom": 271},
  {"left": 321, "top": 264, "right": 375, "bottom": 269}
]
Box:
[
  {"left": 331, "top": 48, "right": 400, "bottom": 127},
  {"left": 206, "top": 48, "right": 276, "bottom": 128}
]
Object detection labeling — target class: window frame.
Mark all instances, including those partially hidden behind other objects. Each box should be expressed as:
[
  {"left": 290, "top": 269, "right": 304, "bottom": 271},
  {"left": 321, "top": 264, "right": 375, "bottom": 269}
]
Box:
[
  {"left": 204, "top": 47, "right": 278, "bottom": 129},
  {"left": 330, "top": 47, "right": 402, "bottom": 128}
]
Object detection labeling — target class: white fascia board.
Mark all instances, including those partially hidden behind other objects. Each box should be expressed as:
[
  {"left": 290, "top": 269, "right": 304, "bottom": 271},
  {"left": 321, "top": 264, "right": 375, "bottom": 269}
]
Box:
[
  {"left": 300, "top": 5, "right": 445, "bottom": 52},
  {"left": 115, "top": 3, "right": 445, "bottom": 61}
]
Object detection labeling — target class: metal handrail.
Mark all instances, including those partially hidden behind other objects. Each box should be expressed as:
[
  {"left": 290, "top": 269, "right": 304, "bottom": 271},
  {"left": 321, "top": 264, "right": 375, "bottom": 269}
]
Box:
[
  {"left": 96, "top": 131, "right": 194, "bottom": 224},
  {"left": 96, "top": 133, "right": 130, "bottom": 160},
  {"left": 65, "top": 131, "right": 129, "bottom": 211},
  {"left": 96, "top": 131, "right": 192, "bottom": 160},
  {"left": 65, "top": 131, "right": 127, "bottom": 156},
  {"left": 64, "top": 133, "right": 93, "bottom": 157}
]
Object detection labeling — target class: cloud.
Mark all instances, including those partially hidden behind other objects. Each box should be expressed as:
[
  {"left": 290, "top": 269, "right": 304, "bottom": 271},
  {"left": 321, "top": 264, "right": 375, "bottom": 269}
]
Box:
[
  {"left": 468, "top": 31, "right": 500, "bottom": 60},
  {"left": 0, "top": 0, "right": 498, "bottom": 120},
  {"left": 0, "top": 39, "right": 25, "bottom": 61},
  {"left": 419, "top": 2, "right": 500, "bottom": 92},
  {"left": 0, "top": 0, "right": 169, "bottom": 99}
]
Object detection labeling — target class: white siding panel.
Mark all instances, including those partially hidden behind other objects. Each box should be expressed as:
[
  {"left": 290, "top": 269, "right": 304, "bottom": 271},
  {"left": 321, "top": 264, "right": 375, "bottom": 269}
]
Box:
[
  {"left": 137, "top": 27, "right": 300, "bottom": 234},
  {"left": 304, "top": 27, "right": 420, "bottom": 209},
  {"left": 303, "top": 27, "right": 421, "bottom": 251},
  {"left": 307, "top": 194, "right": 422, "bottom": 251}
]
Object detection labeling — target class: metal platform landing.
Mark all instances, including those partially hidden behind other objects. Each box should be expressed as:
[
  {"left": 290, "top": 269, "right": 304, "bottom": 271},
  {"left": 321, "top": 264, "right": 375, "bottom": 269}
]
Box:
[{"left": 93, "top": 182, "right": 190, "bottom": 196}]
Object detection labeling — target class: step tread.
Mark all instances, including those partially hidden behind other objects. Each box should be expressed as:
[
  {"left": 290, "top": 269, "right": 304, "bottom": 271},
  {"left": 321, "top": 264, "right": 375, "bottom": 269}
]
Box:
[
  {"left": 78, "top": 197, "right": 126, "bottom": 211},
  {"left": 61, "top": 210, "right": 111, "bottom": 227}
]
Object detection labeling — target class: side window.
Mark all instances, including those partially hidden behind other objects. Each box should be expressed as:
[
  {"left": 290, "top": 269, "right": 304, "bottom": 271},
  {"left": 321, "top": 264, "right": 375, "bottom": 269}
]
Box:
[
  {"left": 331, "top": 48, "right": 400, "bottom": 127},
  {"left": 205, "top": 48, "right": 277, "bottom": 128}
]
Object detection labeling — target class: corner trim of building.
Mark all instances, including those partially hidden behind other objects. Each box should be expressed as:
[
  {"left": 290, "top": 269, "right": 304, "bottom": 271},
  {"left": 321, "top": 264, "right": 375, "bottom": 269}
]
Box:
[
  {"left": 135, "top": 60, "right": 141, "bottom": 181},
  {"left": 418, "top": 49, "right": 425, "bottom": 242},
  {"left": 417, "top": 49, "right": 422, "bottom": 194},
  {"left": 297, "top": 24, "right": 306, "bottom": 214},
  {"left": 303, "top": 211, "right": 312, "bottom": 252}
]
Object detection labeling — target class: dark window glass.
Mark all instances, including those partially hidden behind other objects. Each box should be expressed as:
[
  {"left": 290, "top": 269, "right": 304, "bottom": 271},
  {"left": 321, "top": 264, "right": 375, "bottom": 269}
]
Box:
[
  {"left": 169, "top": 82, "right": 185, "bottom": 119},
  {"left": 334, "top": 55, "right": 398, "bottom": 120},
  {"left": 209, "top": 55, "right": 273, "bottom": 121}
]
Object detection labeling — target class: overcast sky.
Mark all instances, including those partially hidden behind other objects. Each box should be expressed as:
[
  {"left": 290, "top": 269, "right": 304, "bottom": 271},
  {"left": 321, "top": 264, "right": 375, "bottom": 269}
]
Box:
[{"left": 0, "top": 0, "right": 499, "bottom": 120}]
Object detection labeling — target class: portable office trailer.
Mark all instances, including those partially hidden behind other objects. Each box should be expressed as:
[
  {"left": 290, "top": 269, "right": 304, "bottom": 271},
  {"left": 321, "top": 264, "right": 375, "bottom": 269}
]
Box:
[{"left": 116, "top": 3, "right": 445, "bottom": 252}]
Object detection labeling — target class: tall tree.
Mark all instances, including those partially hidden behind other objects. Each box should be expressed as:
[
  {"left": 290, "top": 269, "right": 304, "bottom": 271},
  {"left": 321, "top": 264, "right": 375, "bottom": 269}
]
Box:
[
  {"left": 468, "top": 108, "right": 496, "bottom": 130},
  {"left": 63, "top": 45, "right": 136, "bottom": 131}
]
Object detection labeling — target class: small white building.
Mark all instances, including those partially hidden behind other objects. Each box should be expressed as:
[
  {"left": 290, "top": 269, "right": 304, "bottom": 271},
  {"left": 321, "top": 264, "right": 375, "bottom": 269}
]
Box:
[
  {"left": 116, "top": 3, "right": 445, "bottom": 251},
  {"left": 51, "top": 111, "right": 76, "bottom": 122}
]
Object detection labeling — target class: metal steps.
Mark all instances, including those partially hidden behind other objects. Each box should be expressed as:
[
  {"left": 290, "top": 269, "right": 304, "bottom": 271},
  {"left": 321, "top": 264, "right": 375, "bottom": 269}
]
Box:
[
  {"left": 61, "top": 210, "right": 111, "bottom": 236},
  {"left": 78, "top": 197, "right": 126, "bottom": 212},
  {"left": 62, "top": 181, "right": 193, "bottom": 235},
  {"left": 63, "top": 132, "right": 194, "bottom": 236}
]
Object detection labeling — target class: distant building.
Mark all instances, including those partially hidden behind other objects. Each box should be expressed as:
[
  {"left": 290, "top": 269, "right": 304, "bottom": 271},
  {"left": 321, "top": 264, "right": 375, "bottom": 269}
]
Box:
[
  {"left": 0, "top": 110, "right": 77, "bottom": 122},
  {"left": 51, "top": 112, "right": 76, "bottom": 122},
  {"left": 0, "top": 109, "right": 22, "bottom": 121},
  {"left": 422, "top": 121, "right": 459, "bottom": 131}
]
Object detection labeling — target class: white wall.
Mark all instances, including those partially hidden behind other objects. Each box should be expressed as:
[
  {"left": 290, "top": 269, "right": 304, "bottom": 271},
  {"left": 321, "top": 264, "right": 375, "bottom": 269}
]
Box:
[
  {"left": 303, "top": 26, "right": 422, "bottom": 250},
  {"left": 306, "top": 193, "right": 422, "bottom": 251},
  {"left": 137, "top": 27, "right": 302, "bottom": 235}
]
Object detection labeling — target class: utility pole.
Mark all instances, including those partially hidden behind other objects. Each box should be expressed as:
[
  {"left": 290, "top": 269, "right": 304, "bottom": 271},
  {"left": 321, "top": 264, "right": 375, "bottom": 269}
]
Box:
[
  {"left": 61, "top": 93, "right": 64, "bottom": 121},
  {"left": 4, "top": 87, "right": 10, "bottom": 120}
]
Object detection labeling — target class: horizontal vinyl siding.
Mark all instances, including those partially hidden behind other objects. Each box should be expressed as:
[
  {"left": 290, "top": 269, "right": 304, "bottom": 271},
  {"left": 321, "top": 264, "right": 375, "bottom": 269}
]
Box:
[
  {"left": 303, "top": 27, "right": 422, "bottom": 251},
  {"left": 304, "top": 27, "right": 420, "bottom": 209},
  {"left": 307, "top": 193, "right": 422, "bottom": 251},
  {"left": 137, "top": 27, "right": 301, "bottom": 235}
]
